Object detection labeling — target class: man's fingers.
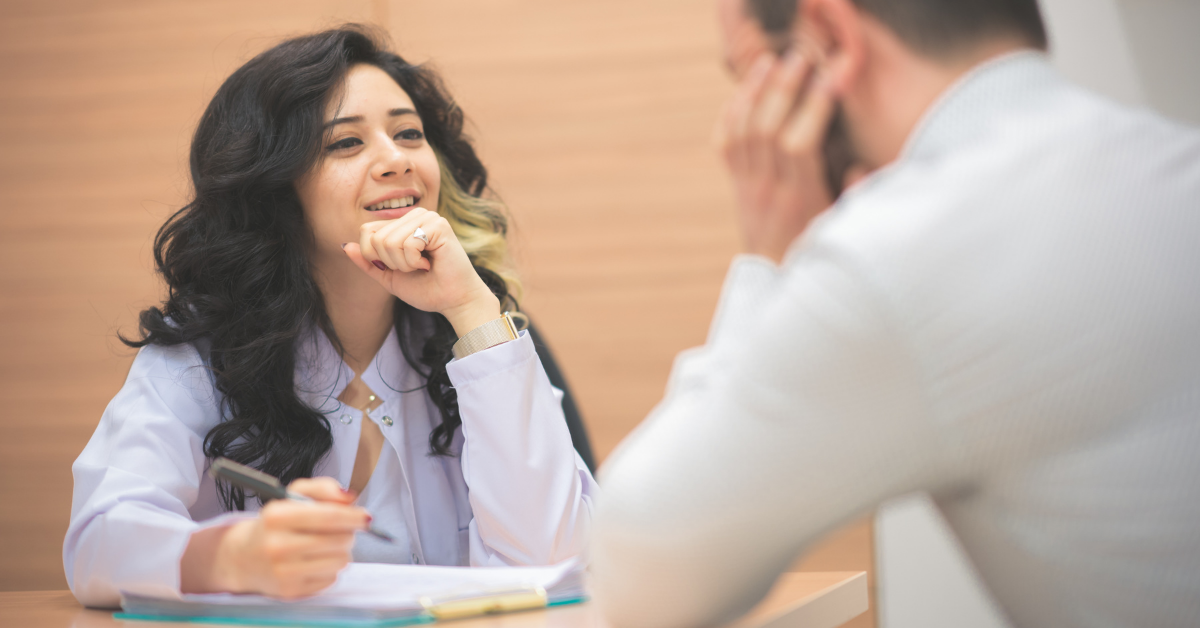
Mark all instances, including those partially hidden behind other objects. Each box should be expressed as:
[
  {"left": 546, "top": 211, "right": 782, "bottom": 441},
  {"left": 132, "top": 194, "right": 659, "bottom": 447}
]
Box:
[
  {"left": 725, "top": 54, "right": 775, "bottom": 169},
  {"left": 727, "top": 54, "right": 774, "bottom": 135},
  {"left": 748, "top": 52, "right": 813, "bottom": 179},
  {"left": 779, "top": 74, "right": 837, "bottom": 168},
  {"left": 752, "top": 51, "right": 811, "bottom": 141}
]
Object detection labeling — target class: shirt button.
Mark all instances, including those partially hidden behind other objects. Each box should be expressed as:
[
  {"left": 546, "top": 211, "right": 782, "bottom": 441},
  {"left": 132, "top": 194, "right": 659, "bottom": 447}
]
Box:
[
  {"left": 411, "top": 553, "right": 421, "bottom": 564},
  {"left": 339, "top": 414, "right": 352, "bottom": 425},
  {"left": 382, "top": 416, "right": 393, "bottom": 427}
]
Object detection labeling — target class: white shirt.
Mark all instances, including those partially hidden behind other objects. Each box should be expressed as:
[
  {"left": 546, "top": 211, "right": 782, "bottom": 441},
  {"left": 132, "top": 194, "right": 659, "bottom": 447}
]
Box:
[
  {"left": 65, "top": 326, "right": 596, "bottom": 608},
  {"left": 592, "top": 52, "right": 1200, "bottom": 628}
]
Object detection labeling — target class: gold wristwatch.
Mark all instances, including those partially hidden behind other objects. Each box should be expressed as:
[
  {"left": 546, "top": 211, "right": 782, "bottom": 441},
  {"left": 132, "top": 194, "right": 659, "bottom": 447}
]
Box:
[{"left": 451, "top": 312, "right": 519, "bottom": 360}]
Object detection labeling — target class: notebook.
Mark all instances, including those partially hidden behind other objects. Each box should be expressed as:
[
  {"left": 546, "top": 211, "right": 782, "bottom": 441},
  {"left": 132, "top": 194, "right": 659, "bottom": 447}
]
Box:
[{"left": 117, "top": 559, "right": 586, "bottom": 627}]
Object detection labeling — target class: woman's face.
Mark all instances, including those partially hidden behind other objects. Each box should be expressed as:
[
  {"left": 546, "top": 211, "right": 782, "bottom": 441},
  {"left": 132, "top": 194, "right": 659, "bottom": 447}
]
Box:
[{"left": 296, "top": 63, "right": 441, "bottom": 263}]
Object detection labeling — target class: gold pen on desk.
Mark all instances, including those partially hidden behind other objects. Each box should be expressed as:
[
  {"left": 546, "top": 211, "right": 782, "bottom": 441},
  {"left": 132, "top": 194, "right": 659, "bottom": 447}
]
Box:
[
  {"left": 420, "top": 586, "right": 549, "bottom": 620},
  {"left": 208, "top": 457, "right": 396, "bottom": 543}
]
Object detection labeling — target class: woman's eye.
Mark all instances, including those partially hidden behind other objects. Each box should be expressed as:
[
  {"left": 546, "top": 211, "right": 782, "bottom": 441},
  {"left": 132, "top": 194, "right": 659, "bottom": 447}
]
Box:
[
  {"left": 396, "top": 129, "right": 424, "bottom": 141},
  {"left": 326, "top": 137, "right": 362, "bottom": 151}
]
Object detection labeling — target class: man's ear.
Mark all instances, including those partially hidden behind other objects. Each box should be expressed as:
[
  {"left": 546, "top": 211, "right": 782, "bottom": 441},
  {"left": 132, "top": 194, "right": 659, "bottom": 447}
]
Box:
[{"left": 796, "top": 0, "right": 866, "bottom": 96}]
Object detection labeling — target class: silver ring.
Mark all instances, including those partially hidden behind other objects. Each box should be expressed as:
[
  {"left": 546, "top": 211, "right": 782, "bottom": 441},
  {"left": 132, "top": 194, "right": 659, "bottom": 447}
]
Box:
[{"left": 411, "top": 226, "right": 429, "bottom": 244}]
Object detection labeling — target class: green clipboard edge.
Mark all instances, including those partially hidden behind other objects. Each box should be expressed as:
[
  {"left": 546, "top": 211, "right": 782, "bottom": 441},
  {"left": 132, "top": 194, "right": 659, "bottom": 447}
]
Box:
[{"left": 113, "top": 597, "right": 589, "bottom": 627}]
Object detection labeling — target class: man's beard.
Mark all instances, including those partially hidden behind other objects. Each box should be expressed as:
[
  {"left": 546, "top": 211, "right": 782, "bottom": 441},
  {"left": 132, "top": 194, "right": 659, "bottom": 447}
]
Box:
[{"left": 822, "top": 103, "right": 857, "bottom": 198}]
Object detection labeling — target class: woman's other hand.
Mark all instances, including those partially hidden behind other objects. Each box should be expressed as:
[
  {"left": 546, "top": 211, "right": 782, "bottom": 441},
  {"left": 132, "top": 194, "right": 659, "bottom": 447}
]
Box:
[
  {"left": 342, "top": 207, "right": 502, "bottom": 337},
  {"left": 180, "top": 477, "right": 367, "bottom": 599},
  {"left": 715, "top": 51, "right": 837, "bottom": 263}
]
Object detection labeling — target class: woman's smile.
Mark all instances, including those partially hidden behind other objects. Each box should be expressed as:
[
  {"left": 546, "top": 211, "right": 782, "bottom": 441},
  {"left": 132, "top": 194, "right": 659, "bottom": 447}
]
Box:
[{"left": 364, "top": 188, "right": 423, "bottom": 220}]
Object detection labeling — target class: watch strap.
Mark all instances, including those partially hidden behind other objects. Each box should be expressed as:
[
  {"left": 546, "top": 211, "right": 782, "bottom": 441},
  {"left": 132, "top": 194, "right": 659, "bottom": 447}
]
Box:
[{"left": 452, "top": 312, "right": 519, "bottom": 360}]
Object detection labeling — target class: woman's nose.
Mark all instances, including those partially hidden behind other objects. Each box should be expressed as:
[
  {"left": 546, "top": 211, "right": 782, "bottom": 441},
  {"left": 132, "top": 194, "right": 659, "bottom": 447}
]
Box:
[{"left": 370, "top": 139, "right": 412, "bottom": 180}]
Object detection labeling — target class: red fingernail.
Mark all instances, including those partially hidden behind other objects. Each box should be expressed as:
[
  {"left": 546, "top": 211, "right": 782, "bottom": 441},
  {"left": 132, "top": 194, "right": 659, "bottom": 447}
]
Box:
[
  {"left": 365, "top": 514, "right": 373, "bottom": 524},
  {"left": 372, "top": 260, "right": 387, "bottom": 271}
]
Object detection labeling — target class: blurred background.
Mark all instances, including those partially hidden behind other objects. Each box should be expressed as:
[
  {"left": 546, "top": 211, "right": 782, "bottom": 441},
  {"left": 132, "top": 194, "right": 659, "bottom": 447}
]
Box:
[{"left": 0, "top": 1, "right": 1194, "bottom": 628}]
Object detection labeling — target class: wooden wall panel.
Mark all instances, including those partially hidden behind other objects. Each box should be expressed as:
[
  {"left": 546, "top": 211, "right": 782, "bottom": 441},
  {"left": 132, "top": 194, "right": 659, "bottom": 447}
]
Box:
[
  {"left": 0, "top": 0, "right": 377, "bottom": 592},
  {"left": 0, "top": 4, "right": 872, "bottom": 624},
  {"left": 381, "top": 0, "right": 741, "bottom": 461}
]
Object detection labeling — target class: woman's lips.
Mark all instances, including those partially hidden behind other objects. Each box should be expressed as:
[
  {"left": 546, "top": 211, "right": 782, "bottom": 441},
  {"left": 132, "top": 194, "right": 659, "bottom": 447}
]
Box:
[
  {"left": 366, "top": 195, "right": 417, "bottom": 211},
  {"left": 363, "top": 205, "right": 417, "bottom": 221},
  {"left": 364, "top": 194, "right": 421, "bottom": 221}
]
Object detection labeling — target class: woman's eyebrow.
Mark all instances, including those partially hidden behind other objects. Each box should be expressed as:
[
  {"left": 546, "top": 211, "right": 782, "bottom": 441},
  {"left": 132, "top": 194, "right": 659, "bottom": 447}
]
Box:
[{"left": 323, "top": 108, "right": 418, "bottom": 129}]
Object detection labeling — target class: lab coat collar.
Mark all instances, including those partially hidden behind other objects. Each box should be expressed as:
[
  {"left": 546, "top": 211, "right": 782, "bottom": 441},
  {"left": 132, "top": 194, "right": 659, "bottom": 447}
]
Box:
[
  {"left": 359, "top": 326, "right": 426, "bottom": 408},
  {"left": 293, "top": 324, "right": 425, "bottom": 413},
  {"left": 293, "top": 325, "right": 354, "bottom": 415}
]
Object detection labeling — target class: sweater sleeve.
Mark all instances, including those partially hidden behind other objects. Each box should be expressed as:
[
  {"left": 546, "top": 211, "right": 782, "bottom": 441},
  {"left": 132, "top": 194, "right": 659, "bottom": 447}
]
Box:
[{"left": 591, "top": 250, "right": 950, "bottom": 628}]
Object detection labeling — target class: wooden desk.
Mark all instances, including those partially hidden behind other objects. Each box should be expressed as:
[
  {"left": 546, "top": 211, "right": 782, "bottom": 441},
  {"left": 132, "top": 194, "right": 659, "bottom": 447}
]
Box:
[{"left": 0, "top": 572, "right": 867, "bottom": 628}]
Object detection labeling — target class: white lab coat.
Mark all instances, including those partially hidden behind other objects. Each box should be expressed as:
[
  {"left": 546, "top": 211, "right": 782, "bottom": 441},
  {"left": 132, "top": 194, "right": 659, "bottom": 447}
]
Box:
[{"left": 64, "top": 325, "right": 596, "bottom": 608}]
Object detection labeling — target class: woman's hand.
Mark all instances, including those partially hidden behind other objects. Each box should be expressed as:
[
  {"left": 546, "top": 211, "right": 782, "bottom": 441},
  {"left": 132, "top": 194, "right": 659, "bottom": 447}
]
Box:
[
  {"left": 181, "top": 477, "right": 367, "bottom": 599},
  {"left": 341, "top": 207, "right": 501, "bottom": 337},
  {"left": 715, "top": 51, "right": 837, "bottom": 263}
]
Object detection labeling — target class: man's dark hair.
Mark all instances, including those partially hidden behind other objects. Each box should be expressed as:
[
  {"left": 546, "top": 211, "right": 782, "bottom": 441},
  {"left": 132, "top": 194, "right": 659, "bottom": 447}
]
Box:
[{"left": 747, "top": 0, "right": 1047, "bottom": 55}]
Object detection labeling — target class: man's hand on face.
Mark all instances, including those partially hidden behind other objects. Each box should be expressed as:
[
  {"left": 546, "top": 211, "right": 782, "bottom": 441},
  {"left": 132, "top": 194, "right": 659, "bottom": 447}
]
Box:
[{"left": 716, "top": 50, "right": 837, "bottom": 263}]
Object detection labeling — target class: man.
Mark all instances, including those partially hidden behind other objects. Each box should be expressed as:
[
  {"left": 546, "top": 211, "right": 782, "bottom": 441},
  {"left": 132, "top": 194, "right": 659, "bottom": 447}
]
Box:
[{"left": 591, "top": 1, "right": 1200, "bottom": 626}]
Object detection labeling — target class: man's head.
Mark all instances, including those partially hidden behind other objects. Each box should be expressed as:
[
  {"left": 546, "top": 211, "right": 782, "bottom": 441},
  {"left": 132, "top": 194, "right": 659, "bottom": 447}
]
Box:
[
  {"left": 742, "top": 0, "right": 1046, "bottom": 60},
  {"left": 717, "top": 0, "right": 1047, "bottom": 169}
]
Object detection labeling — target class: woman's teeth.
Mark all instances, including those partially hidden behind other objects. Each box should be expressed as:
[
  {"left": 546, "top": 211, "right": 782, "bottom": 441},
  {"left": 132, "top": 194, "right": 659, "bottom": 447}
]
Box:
[{"left": 366, "top": 196, "right": 415, "bottom": 211}]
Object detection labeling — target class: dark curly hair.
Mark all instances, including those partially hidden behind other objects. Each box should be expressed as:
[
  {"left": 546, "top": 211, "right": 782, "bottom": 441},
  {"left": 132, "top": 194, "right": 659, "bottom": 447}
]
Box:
[{"left": 123, "top": 25, "right": 517, "bottom": 510}]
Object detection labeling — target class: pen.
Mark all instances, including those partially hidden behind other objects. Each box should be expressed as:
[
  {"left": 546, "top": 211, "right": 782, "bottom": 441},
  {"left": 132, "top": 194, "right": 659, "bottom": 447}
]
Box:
[{"left": 208, "top": 457, "right": 395, "bottom": 543}]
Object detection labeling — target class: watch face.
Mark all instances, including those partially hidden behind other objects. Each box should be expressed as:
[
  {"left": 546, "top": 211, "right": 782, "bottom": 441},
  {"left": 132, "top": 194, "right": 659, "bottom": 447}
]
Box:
[{"left": 502, "top": 313, "right": 518, "bottom": 339}]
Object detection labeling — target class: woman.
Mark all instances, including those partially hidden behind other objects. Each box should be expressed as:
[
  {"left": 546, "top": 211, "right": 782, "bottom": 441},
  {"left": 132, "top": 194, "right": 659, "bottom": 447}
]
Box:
[{"left": 64, "top": 26, "right": 595, "bottom": 607}]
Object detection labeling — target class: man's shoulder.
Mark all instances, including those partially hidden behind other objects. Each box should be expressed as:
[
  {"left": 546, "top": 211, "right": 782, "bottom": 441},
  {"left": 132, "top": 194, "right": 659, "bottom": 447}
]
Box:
[{"left": 808, "top": 89, "right": 1200, "bottom": 267}]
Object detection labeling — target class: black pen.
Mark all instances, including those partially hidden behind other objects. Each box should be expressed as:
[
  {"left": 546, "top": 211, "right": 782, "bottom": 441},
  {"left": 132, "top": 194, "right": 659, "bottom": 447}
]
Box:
[{"left": 208, "top": 457, "right": 395, "bottom": 543}]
